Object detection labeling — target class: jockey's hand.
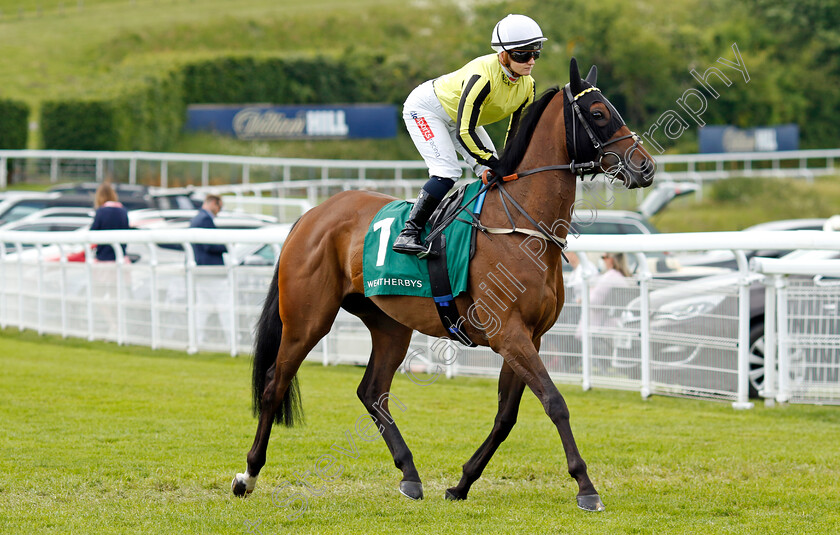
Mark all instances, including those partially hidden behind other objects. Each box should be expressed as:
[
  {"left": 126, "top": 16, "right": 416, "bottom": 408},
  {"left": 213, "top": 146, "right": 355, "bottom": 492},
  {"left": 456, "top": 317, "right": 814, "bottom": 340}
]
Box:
[{"left": 482, "top": 156, "right": 503, "bottom": 183}]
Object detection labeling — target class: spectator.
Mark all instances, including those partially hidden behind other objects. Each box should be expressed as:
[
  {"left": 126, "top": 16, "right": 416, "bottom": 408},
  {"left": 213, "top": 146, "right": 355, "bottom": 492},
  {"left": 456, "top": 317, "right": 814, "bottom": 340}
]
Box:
[
  {"left": 190, "top": 194, "right": 227, "bottom": 265},
  {"left": 576, "top": 252, "right": 632, "bottom": 367},
  {"left": 90, "top": 182, "right": 129, "bottom": 261},
  {"left": 189, "top": 194, "right": 232, "bottom": 349}
]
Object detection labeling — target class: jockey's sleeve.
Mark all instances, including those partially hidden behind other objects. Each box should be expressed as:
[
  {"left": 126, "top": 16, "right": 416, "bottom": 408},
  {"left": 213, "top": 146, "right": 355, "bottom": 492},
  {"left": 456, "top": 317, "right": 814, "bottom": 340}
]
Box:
[
  {"left": 504, "top": 83, "right": 536, "bottom": 149},
  {"left": 456, "top": 74, "right": 496, "bottom": 166}
]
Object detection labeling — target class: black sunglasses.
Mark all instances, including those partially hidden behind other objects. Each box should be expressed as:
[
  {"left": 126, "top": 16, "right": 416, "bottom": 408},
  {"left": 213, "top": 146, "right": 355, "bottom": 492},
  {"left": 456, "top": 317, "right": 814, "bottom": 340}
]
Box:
[{"left": 509, "top": 49, "right": 541, "bottom": 63}]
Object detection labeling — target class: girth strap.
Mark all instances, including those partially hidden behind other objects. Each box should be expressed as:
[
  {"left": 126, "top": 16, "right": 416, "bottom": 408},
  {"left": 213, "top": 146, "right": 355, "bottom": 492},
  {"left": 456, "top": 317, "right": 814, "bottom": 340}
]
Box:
[{"left": 426, "top": 234, "right": 477, "bottom": 347}]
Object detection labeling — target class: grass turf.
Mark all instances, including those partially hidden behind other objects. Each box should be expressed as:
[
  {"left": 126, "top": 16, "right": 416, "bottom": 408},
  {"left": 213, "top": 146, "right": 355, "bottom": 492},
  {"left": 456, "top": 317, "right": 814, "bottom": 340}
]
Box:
[{"left": 1, "top": 327, "right": 839, "bottom": 533}]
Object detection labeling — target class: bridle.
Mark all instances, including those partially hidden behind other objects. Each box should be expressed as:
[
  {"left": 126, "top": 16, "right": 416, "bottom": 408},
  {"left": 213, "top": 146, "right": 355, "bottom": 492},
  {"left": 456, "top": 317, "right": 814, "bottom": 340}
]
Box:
[
  {"left": 423, "top": 84, "right": 646, "bottom": 254},
  {"left": 497, "top": 84, "right": 643, "bottom": 184}
]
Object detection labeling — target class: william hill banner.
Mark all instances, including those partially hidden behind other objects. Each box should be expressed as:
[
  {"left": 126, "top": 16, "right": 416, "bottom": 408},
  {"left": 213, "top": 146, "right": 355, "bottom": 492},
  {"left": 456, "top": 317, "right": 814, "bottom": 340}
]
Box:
[
  {"left": 699, "top": 124, "right": 799, "bottom": 153},
  {"left": 185, "top": 104, "right": 398, "bottom": 140}
]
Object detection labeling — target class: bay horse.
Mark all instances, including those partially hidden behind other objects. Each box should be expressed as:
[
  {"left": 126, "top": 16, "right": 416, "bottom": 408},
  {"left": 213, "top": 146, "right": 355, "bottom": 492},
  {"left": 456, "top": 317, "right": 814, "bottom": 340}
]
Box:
[{"left": 232, "top": 58, "right": 655, "bottom": 512}]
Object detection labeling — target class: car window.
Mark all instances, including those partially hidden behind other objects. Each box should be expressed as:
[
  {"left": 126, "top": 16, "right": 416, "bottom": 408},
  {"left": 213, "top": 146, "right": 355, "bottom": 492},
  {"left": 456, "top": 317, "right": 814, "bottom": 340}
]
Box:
[
  {"left": 0, "top": 200, "right": 50, "bottom": 225},
  {"left": 175, "top": 197, "right": 197, "bottom": 210},
  {"left": 617, "top": 223, "right": 645, "bottom": 234},
  {"left": 577, "top": 222, "right": 627, "bottom": 235},
  {"left": 254, "top": 245, "right": 276, "bottom": 262},
  {"left": 12, "top": 223, "right": 54, "bottom": 232}
]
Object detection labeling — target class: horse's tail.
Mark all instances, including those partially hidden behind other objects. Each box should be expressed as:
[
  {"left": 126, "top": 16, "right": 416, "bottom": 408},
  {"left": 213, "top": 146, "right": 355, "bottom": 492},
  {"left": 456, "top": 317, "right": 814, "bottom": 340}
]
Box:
[{"left": 251, "top": 250, "right": 303, "bottom": 427}]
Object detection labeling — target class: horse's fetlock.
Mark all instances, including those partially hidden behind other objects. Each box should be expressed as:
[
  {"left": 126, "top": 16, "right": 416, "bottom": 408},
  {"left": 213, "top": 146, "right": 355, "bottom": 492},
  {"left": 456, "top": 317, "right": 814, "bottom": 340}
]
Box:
[{"left": 568, "top": 458, "right": 588, "bottom": 479}]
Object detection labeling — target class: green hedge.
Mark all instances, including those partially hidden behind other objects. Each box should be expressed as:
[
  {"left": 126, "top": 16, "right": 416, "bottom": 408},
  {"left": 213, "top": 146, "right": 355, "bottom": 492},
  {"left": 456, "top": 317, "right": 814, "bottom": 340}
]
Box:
[
  {"left": 182, "top": 55, "right": 387, "bottom": 104},
  {"left": 0, "top": 99, "right": 30, "bottom": 149},
  {"left": 39, "top": 54, "right": 426, "bottom": 151},
  {"left": 41, "top": 70, "right": 185, "bottom": 151}
]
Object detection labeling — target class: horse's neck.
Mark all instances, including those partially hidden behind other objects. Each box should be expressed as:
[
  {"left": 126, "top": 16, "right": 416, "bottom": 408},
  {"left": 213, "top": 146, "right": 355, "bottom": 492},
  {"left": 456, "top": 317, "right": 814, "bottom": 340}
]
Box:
[{"left": 510, "top": 96, "right": 577, "bottom": 238}]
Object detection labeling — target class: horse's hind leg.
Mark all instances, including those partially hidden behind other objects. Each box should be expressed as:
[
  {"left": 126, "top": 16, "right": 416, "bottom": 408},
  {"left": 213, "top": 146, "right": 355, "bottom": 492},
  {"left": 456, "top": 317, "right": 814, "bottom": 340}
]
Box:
[
  {"left": 233, "top": 290, "right": 343, "bottom": 497},
  {"left": 354, "top": 307, "right": 422, "bottom": 499},
  {"left": 445, "top": 361, "right": 526, "bottom": 500}
]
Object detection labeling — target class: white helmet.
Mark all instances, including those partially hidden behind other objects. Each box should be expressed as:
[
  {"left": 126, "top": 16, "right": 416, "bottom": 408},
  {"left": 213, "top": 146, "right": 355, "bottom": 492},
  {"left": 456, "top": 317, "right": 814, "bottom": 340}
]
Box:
[{"left": 491, "top": 14, "right": 547, "bottom": 53}]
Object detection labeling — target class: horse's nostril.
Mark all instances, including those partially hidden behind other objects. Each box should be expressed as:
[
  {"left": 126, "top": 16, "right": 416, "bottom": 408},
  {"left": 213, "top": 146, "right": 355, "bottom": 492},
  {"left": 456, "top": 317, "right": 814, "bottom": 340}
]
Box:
[{"left": 640, "top": 158, "right": 655, "bottom": 177}]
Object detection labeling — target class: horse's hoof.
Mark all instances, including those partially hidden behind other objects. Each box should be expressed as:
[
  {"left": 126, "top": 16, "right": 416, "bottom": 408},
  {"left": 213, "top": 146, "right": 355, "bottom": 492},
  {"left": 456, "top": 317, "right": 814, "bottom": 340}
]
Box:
[
  {"left": 398, "top": 481, "right": 423, "bottom": 500},
  {"left": 444, "top": 488, "right": 466, "bottom": 501},
  {"left": 231, "top": 473, "right": 254, "bottom": 497},
  {"left": 577, "top": 493, "right": 605, "bottom": 512}
]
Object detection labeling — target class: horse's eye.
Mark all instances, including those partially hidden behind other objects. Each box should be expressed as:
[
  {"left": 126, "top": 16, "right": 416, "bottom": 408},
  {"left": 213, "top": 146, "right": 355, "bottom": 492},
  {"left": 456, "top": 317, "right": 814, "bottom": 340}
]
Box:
[{"left": 592, "top": 110, "right": 604, "bottom": 120}]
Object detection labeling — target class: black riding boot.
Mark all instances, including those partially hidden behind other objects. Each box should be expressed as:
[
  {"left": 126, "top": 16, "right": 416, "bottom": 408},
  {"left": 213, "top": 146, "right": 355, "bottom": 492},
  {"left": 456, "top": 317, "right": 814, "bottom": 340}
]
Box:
[{"left": 392, "top": 189, "right": 443, "bottom": 255}]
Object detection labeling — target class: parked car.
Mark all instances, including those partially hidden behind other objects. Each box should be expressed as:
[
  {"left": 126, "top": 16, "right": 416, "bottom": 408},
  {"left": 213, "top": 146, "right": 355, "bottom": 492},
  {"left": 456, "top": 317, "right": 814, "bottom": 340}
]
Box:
[
  {"left": 612, "top": 247, "right": 840, "bottom": 398},
  {"left": 147, "top": 187, "right": 203, "bottom": 210},
  {"left": 675, "top": 218, "right": 829, "bottom": 270},
  {"left": 128, "top": 209, "right": 277, "bottom": 229},
  {"left": 49, "top": 183, "right": 155, "bottom": 211},
  {"left": 0, "top": 192, "right": 66, "bottom": 226},
  {"left": 126, "top": 212, "right": 285, "bottom": 264},
  {"left": 1, "top": 216, "right": 94, "bottom": 252},
  {"left": 13, "top": 206, "right": 95, "bottom": 220}
]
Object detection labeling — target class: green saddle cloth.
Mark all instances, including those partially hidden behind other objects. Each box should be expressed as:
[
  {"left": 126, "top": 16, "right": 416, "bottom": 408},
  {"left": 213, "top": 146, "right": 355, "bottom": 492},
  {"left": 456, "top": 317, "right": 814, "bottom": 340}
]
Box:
[{"left": 362, "top": 180, "right": 482, "bottom": 298}]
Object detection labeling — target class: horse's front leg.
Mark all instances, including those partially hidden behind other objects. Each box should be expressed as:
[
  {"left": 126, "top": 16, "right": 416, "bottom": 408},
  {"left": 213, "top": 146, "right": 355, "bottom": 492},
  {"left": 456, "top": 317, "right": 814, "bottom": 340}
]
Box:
[
  {"left": 445, "top": 360, "right": 526, "bottom": 500},
  {"left": 493, "top": 330, "right": 605, "bottom": 512}
]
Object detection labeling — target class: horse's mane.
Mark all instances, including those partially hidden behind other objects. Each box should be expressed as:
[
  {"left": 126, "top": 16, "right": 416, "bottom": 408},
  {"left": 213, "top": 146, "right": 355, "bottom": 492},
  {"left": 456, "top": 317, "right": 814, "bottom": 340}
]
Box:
[{"left": 497, "top": 86, "right": 561, "bottom": 176}]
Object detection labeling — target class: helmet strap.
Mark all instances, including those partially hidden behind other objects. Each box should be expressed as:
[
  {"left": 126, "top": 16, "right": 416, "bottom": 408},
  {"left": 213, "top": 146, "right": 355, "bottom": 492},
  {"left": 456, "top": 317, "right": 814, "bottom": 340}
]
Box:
[{"left": 498, "top": 53, "right": 520, "bottom": 82}]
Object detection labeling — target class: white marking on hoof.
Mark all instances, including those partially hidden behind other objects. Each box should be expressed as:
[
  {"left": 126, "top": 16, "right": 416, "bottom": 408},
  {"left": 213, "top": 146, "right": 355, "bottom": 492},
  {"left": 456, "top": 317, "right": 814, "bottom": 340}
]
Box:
[{"left": 232, "top": 471, "right": 257, "bottom": 495}]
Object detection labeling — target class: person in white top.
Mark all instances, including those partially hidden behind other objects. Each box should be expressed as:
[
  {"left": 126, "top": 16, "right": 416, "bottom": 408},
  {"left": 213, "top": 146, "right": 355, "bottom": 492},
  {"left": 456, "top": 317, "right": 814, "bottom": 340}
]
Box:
[{"left": 576, "top": 252, "right": 632, "bottom": 365}]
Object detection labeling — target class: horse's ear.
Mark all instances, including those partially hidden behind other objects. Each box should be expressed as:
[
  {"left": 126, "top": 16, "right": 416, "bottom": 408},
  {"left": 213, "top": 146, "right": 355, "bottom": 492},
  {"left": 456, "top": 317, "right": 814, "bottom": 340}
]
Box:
[
  {"left": 570, "top": 57, "right": 583, "bottom": 95},
  {"left": 585, "top": 65, "right": 598, "bottom": 86}
]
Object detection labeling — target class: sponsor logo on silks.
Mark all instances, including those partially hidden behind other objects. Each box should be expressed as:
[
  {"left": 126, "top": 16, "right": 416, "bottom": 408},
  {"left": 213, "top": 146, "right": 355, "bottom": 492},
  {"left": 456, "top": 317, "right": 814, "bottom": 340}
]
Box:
[
  {"left": 414, "top": 117, "right": 434, "bottom": 141},
  {"left": 366, "top": 278, "right": 424, "bottom": 289}
]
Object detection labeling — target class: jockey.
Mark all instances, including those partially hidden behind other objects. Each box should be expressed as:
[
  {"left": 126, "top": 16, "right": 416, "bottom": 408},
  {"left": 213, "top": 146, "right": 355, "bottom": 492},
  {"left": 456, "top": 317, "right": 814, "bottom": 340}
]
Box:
[{"left": 392, "top": 14, "right": 547, "bottom": 255}]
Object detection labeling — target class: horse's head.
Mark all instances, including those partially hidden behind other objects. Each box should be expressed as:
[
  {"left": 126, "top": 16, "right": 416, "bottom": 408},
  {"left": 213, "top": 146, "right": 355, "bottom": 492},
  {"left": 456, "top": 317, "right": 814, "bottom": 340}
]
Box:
[{"left": 565, "top": 58, "right": 655, "bottom": 189}]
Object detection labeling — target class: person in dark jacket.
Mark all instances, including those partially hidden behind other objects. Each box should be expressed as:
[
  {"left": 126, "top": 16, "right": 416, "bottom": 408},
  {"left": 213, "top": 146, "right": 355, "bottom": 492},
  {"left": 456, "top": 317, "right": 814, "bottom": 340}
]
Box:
[
  {"left": 189, "top": 194, "right": 227, "bottom": 266},
  {"left": 90, "top": 183, "right": 130, "bottom": 261},
  {"left": 189, "top": 194, "right": 233, "bottom": 348}
]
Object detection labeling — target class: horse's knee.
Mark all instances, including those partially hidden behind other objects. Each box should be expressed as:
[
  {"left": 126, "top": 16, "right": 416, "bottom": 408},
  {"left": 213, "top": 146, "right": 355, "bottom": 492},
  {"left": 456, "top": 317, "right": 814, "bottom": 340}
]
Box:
[{"left": 544, "top": 395, "right": 570, "bottom": 422}]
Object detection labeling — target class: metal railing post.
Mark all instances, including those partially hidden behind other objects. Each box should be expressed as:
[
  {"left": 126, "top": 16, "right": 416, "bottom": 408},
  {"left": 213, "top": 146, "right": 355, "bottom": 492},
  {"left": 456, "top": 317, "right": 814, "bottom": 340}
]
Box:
[
  {"left": 580, "top": 273, "right": 592, "bottom": 391},
  {"left": 185, "top": 242, "right": 197, "bottom": 354},
  {"left": 148, "top": 244, "right": 160, "bottom": 350},
  {"left": 228, "top": 259, "right": 238, "bottom": 357},
  {"left": 85, "top": 245, "right": 95, "bottom": 341},
  {"left": 36, "top": 244, "right": 44, "bottom": 335},
  {"left": 733, "top": 250, "right": 756, "bottom": 409},
  {"left": 15, "top": 244, "right": 24, "bottom": 331},
  {"left": 58, "top": 245, "right": 68, "bottom": 338},
  {"left": 761, "top": 275, "right": 780, "bottom": 406},
  {"left": 776, "top": 277, "right": 791, "bottom": 403},
  {"left": 0, "top": 243, "right": 6, "bottom": 329},
  {"left": 114, "top": 243, "right": 125, "bottom": 346},
  {"left": 635, "top": 252, "right": 652, "bottom": 399},
  {"left": 51, "top": 157, "right": 59, "bottom": 183}
]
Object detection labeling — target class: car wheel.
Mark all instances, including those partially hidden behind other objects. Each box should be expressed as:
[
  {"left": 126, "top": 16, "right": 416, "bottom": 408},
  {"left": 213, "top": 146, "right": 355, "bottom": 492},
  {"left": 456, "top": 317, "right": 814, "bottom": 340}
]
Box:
[{"left": 748, "top": 321, "right": 765, "bottom": 398}]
